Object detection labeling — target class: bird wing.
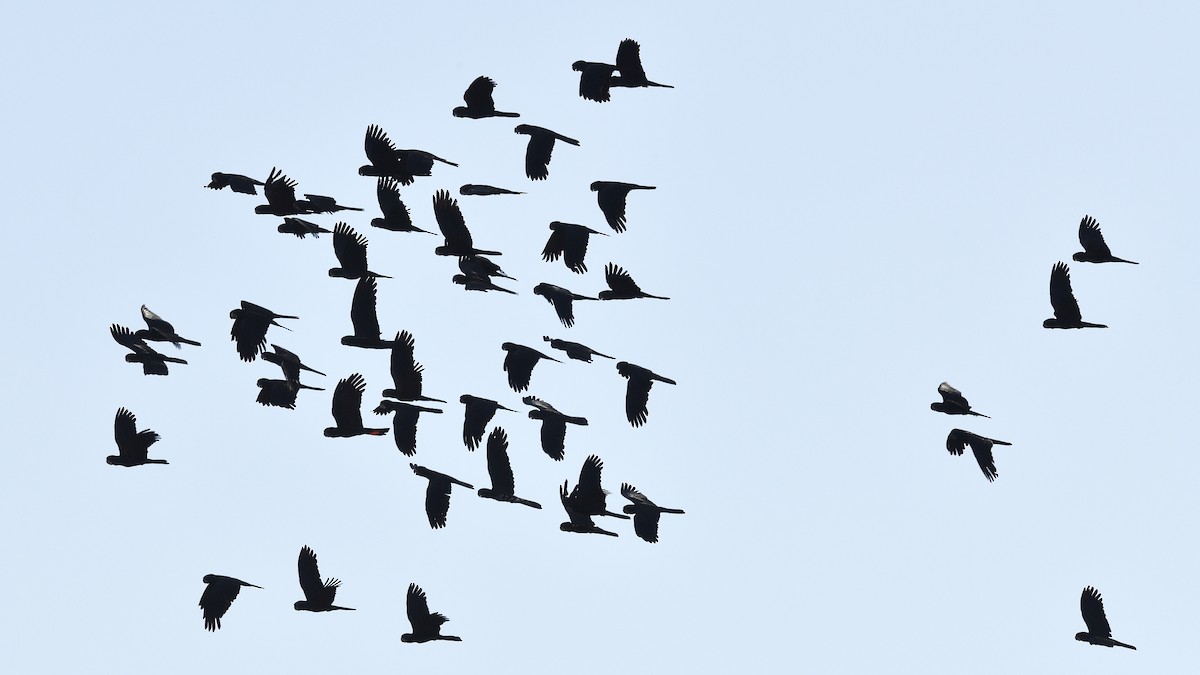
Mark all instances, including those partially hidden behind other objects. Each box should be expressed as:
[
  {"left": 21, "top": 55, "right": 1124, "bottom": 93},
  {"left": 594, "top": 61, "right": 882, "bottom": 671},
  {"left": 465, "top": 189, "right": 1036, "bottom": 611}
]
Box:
[
  {"left": 407, "top": 583, "right": 433, "bottom": 629},
  {"left": 605, "top": 263, "right": 642, "bottom": 294},
  {"left": 391, "top": 404, "right": 421, "bottom": 456},
  {"left": 463, "top": 75, "right": 496, "bottom": 110},
  {"left": 621, "top": 482, "right": 654, "bottom": 508},
  {"left": 561, "top": 226, "right": 591, "bottom": 273},
  {"left": 632, "top": 508, "right": 661, "bottom": 543},
  {"left": 111, "top": 323, "right": 148, "bottom": 353},
  {"left": 1078, "top": 216, "right": 1112, "bottom": 257},
  {"left": 945, "top": 428, "right": 969, "bottom": 456},
  {"left": 615, "top": 39, "right": 648, "bottom": 82},
  {"left": 525, "top": 132, "right": 554, "bottom": 181},
  {"left": 1049, "top": 262, "right": 1083, "bottom": 323},
  {"left": 504, "top": 349, "right": 536, "bottom": 392},
  {"left": 541, "top": 229, "right": 565, "bottom": 262},
  {"left": 594, "top": 183, "right": 630, "bottom": 232},
  {"left": 297, "top": 546, "right": 327, "bottom": 603},
  {"left": 114, "top": 407, "right": 139, "bottom": 449},
  {"left": 388, "top": 330, "right": 417, "bottom": 389},
  {"left": 230, "top": 313, "right": 269, "bottom": 362},
  {"left": 263, "top": 167, "right": 299, "bottom": 211},
  {"left": 432, "top": 189, "right": 473, "bottom": 248},
  {"left": 424, "top": 477, "right": 452, "bottom": 528},
  {"left": 485, "top": 427, "right": 516, "bottom": 493},
  {"left": 332, "top": 374, "right": 368, "bottom": 429},
  {"left": 332, "top": 223, "right": 370, "bottom": 274},
  {"left": 376, "top": 178, "right": 413, "bottom": 226},
  {"left": 937, "top": 382, "right": 970, "bottom": 409},
  {"left": 461, "top": 397, "right": 491, "bottom": 450},
  {"left": 199, "top": 578, "right": 242, "bottom": 631},
  {"left": 967, "top": 436, "right": 998, "bottom": 482},
  {"left": 624, "top": 375, "right": 653, "bottom": 427},
  {"left": 578, "top": 454, "right": 605, "bottom": 496},
  {"left": 349, "top": 277, "right": 382, "bottom": 339},
  {"left": 522, "top": 395, "right": 559, "bottom": 415},
  {"left": 1080, "top": 586, "right": 1113, "bottom": 637},
  {"left": 560, "top": 480, "right": 593, "bottom": 526},
  {"left": 364, "top": 124, "right": 399, "bottom": 166},
  {"left": 539, "top": 417, "right": 567, "bottom": 461}
]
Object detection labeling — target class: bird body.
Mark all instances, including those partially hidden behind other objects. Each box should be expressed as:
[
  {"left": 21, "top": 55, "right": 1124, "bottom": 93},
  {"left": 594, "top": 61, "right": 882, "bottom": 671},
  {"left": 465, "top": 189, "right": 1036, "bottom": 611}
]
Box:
[
  {"left": 501, "top": 342, "right": 560, "bottom": 392},
  {"left": 930, "top": 382, "right": 989, "bottom": 418},
  {"left": 514, "top": 124, "right": 579, "bottom": 181},
  {"left": 542, "top": 336, "right": 614, "bottom": 362},
  {"left": 107, "top": 407, "right": 167, "bottom": 466},
  {"left": 616, "top": 361, "right": 676, "bottom": 427},
  {"left": 1044, "top": 261, "right": 1108, "bottom": 328},
  {"left": 199, "top": 574, "right": 261, "bottom": 631}
]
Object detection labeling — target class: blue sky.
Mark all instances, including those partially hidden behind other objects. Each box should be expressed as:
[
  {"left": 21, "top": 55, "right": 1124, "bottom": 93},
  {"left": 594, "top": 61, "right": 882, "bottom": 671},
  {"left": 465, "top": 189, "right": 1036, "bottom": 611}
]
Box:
[{"left": 2, "top": 2, "right": 1195, "bottom": 672}]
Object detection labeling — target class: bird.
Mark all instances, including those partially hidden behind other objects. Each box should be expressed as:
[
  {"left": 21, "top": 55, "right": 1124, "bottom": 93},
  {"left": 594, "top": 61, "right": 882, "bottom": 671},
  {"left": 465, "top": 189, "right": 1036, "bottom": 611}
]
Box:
[
  {"left": 262, "top": 344, "right": 326, "bottom": 383},
  {"left": 1073, "top": 216, "right": 1138, "bottom": 264},
  {"left": 373, "top": 399, "right": 443, "bottom": 456},
  {"left": 277, "top": 217, "right": 332, "bottom": 239},
  {"left": 255, "top": 378, "right": 323, "bottom": 409},
  {"left": 571, "top": 60, "right": 616, "bottom": 102},
  {"left": 229, "top": 301, "right": 297, "bottom": 362},
  {"left": 206, "top": 172, "right": 264, "bottom": 195},
  {"left": 460, "top": 184, "right": 523, "bottom": 196},
  {"left": 1076, "top": 586, "right": 1136, "bottom": 650},
  {"left": 616, "top": 361, "right": 677, "bottom": 427},
  {"left": 136, "top": 305, "right": 201, "bottom": 348},
  {"left": 359, "top": 124, "right": 456, "bottom": 185},
  {"left": 477, "top": 427, "right": 542, "bottom": 509},
  {"left": 432, "top": 189, "right": 502, "bottom": 257},
  {"left": 611, "top": 39, "right": 674, "bottom": 89},
  {"left": 340, "top": 277, "right": 398, "bottom": 349},
  {"left": 621, "top": 483, "right": 685, "bottom": 543},
  {"left": 542, "top": 221, "right": 607, "bottom": 273},
  {"left": 945, "top": 429, "right": 1012, "bottom": 482},
  {"left": 107, "top": 407, "right": 166, "bottom": 467},
  {"left": 254, "top": 167, "right": 303, "bottom": 216},
  {"left": 523, "top": 396, "right": 588, "bottom": 461},
  {"left": 930, "top": 382, "right": 990, "bottom": 418},
  {"left": 559, "top": 481, "right": 618, "bottom": 537},
  {"left": 409, "top": 463, "right": 473, "bottom": 529},
  {"left": 513, "top": 124, "right": 579, "bottom": 181},
  {"left": 542, "top": 336, "right": 614, "bottom": 362},
  {"left": 1044, "top": 262, "right": 1107, "bottom": 329},
  {"left": 459, "top": 255, "right": 514, "bottom": 281},
  {"left": 563, "top": 454, "right": 628, "bottom": 521},
  {"left": 453, "top": 76, "right": 520, "bottom": 118},
  {"left": 294, "top": 546, "right": 355, "bottom": 612},
  {"left": 533, "top": 283, "right": 596, "bottom": 328},
  {"left": 371, "top": 178, "right": 432, "bottom": 233},
  {"left": 459, "top": 394, "right": 516, "bottom": 451},
  {"left": 324, "top": 373, "right": 389, "bottom": 438},
  {"left": 501, "top": 342, "right": 561, "bottom": 392},
  {"left": 329, "top": 222, "right": 390, "bottom": 279},
  {"left": 452, "top": 273, "right": 517, "bottom": 294},
  {"left": 598, "top": 263, "right": 669, "bottom": 300},
  {"left": 590, "top": 181, "right": 656, "bottom": 233},
  {"left": 199, "top": 574, "right": 261, "bottom": 632},
  {"left": 297, "top": 193, "right": 362, "bottom": 215},
  {"left": 110, "top": 324, "right": 187, "bottom": 376},
  {"left": 382, "top": 331, "right": 446, "bottom": 403},
  {"left": 402, "top": 583, "right": 462, "bottom": 643}
]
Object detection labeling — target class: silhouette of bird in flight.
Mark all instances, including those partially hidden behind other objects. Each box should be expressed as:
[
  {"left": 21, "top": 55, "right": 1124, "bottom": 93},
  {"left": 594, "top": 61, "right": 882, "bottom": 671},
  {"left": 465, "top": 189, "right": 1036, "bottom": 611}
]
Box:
[
  {"left": 255, "top": 167, "right": 304, "bottom": 216},
  {"left": 563, "top": 454, "right": 629, "bottom": 520},
  {"left": 230, "top": 301, "right": 297, "bottom": 362},
  {"left": 1076, "top": 586, "right": 1136, "bottom": 650},
  {"left": 297, "top": 193, "right": 362, "bottom": 215},
  {"left": 559, "top": 481, "right": 618, "bottom": 536},
  {"left": 1044, "top": 262, "right": 1107, "bottom": 329},
  {"left": 330, "top": 223, "right": 390, "bottom": 279},
  {"left": 360, "top": 124, "right": 457, "bottom": 185},
  {"left": 452, "top": 273, "right": 517, "bottom": 294},
  {"left": 136, "top": 305, "right": 200, "bottom": 348},
  {"left": 402, "top": 583, "right": 462, "bottom": 643},
  {"left": 1073, "top": 216, "right": 1138, "bottom": 264},
  {"left": 930, "top": 382, "right": 990, "bottom": 418},
  {"left": 543, "top": 336, "right": 613, "bottom": 362},
  {"left": 533, "top": 283, "right": 596, "bottom": 328},
  {"left": 199, "top": 574, "right": 261, "bottom": 631},
  {"left": 542, "top": 221, "right": 607, "bottom": 274},
  {"left": 341, "top": 277, "right": 398, "bottom": 349},
  {"left": 571, "top": 60, "right": 616, "bottom": 102},
  {"left": 945, "top": 429, "right": 1012, "bottom": 482},
  {"left": 325, "top": 373, "right": 389, "bottom": 438},
  {"left": 460, "top": 184, "right": 523, "bottom": 196},
  {"left": 478, "top": 427, "right": 542, "bottom": 509},
  {"left": 453, "top": 76, "right": 520, "bottom": 119},
  {"left": 611, "top": 39, "right": 674, "bottom": 89},
  {"left": 502, "top": 342, "right": 561, "bottom": 392},
  {"left": 599, "top": 263, "right": 669, "bottom": 300},
  {"left": 262, "top": 344, "right": 325, "bottom": 383},
  {"left": 371, "top": 178, "right": 432, "bottom": 234},
  {"left": 460, "top": 395, "right": 516, "bottom": 450},
  {"left": 206, "top": 172, "right": 264, "bottom": 195},
  {"left": 111, "top": 324, "right": 186, "bottom": 375},
  {"left": 621, "top": 483, "right": 684, "bottom": 543},
  {"left": 523, "top": 396, "right": 588, "bottom": 461},
  {"left": 409, "top": 463, "right": 474, "bottom": 529},
  {"left": 383, "top": 331, "right": 446, "bottom": 403},
  {"left": 514, "top": 124, "right": 579, "bottom": 181},
  {"left": 256, "top": 378, "right": 322, "bottom": 409},
  {"left": 278, "top": 217, "right": 331, "bottom": 239},
  {"left": 108, "top": 407, "right": 167, "bottom": 466},
  {"left": 374, "top": 399, "right": 442, "bottom": 456},
  {"left": 590, "top": 181, "right": 656, "bottom": 233},
  {"left": 617, "top": 361, "right": 676, "bottom": 427},
  {"left": 459, "top": 255, "right": 514, "bottom": 281},
  {"left": 293, "top": 546, "right": 355, "bottom": 612},
  {"left": 432, "top": 189, "right": 502, "bottom": 257}
]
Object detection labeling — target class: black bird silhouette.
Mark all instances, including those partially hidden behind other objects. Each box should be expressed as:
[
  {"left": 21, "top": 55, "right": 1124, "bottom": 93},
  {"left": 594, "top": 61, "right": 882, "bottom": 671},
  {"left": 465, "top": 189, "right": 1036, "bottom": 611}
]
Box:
[
  {"left": 452, "top": 273, "right": 517, "bottom": 294},
  {"left": 514, "top": 124, "right": 579, "bottom": 181},
  {"left": 460, "top": 184, "right": 524, "bottom": 196},
  {"left": 374, "top": 399, "right": 442, "bottom": 456},
  {"left": 559, "top": 481, "right": 618, "bottom": 536},
  {"left": 432, "top": 189, "right": 502, "bottom": 257},
  {"left": 330, "top": 223, "right": 390, "bottom": 279},
  {"left": 277, "top": 217, "right": 332, "bottom": 239},
  {"left": 262, "top": 344, "right": 326, "bottom": 383},
  {"left": 1044, "top": 262, "right": 1107, "bottom": 329},
  {"left": 108, "top": 407, "right": 166, "bottom": 466},
  {"left": 402, "top": 583, "right": 462, "bottom": 643},
  {"left": 453, "top": 76, "right": 520, "bottom": 118},
  {"left": 459, "top": 255, "right": 514, "bottom": 280},
  {"left": 930, "top": 382, "right": 989, "bottom": 418},
  {"left": 255, "top": 167, "right": 303, "bottom": 216},
  {"left": 371, "top": 178, "right": 432, "bottom": 234},
  {"left": 533, "top": 283, "right": 596, "bottom": 328},
  {"left": 542, "top": 336, "right": 614, "bottom": 362},
  {"left": 542, "top": 221, "right": 607, "bottom": 274},
  {"left": 409, "top": 463, "right": 473, "bottom": 529},
  {"left": 359, "top": 125, "right": 457, "bottom": 185},
  {"left": 571, "top": 60, "right": 616, "bottom": 102},
  {"left": 621, "top": 483, "right": 685, "bottom": 543},
  {"left": 599, "top": 263, "right": 669, "bottom": 300},
  {"left": 199, "top": 574, "right": 261, "bottom": 632},
  {"left": 460, "top": 394, "right": 516, "bottom": 450},
  {"left": 590, "top": 181, "right": 656, "bottom": 233},
  {"left": 945, "top": 429, "right": 1012, "bottom": 482},
  {"left": 256, "top": 378, "right": 322, "bottom": 409},
  {"left": 477, "top": 427, "right": 542, "bottom": 509},
  {"left": 229, "top": 301, "right": 297, "bottom": 362},
  {"left": 611, "top": 39, "right": 674, "bottom": 89},
  {"left": 616, "top": 361, "right": 676, "bottom": 427},
  {"left": 501, "top": 342, "right": 561, "bottom": 392},
  {"left": 563, "top": 454, "right": 628, "bottom": 520},
  {"left": 136, "top": 305, "right": 200, "bottom": 347},
  {"left": 1073, "top": 216, "right": 1138, "bottom": 264},
  {"left": 523, "top": 396, "right": 588, "bottom": 461},
  {"left": 294, "top": 546, "right": 355, "bottom": 612},
  {"left": 324, "top": 373, "right": 389, "bottom": 438},
  {"left": 383, "top": 331, "right": 446, "bottom": 403},
  {"left": 340, "top": 277, "right": 398, "bottom": 349},
  {"left": 206, "top": 172, "right": 264, "bottom": 195},
  {"left": 297, "top": 193, "right": 362, "bottom": 215},
  {"left": 1076, "top": 586, "right": 1136, "bottom": 650},
  {"left": 111, "top": 324, "right": 187, "bottom": 375}
]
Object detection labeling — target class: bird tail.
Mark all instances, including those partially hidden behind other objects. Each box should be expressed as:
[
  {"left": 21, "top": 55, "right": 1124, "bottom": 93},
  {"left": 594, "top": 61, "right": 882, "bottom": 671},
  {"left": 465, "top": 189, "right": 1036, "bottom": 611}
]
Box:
[
  {"left": 475, "top": 249, "right": 503, "bottom": 256},
  {"left": 646, "top": 293, "right": 670, "bottom": 300},
  {"left": 647, "top": 81, "right": 674, "bottom": 88},
  {"left": 495, "top": 111, "right": 520, "bottom": 118},
  {"left": 163, "top": 356, "right": 188, "bottom": 365},
  {"left": 514, "top": 497, "right": 542, "bottom": 509},
  {"left": 660, "top": 507, "right": 685, "bottom": 514},
  {"left": 1081, "top": 321, "right": 1109, "bottom": 328},
  {"left": 968, "top": 411, "right": 991, "bottom": 419},
  {"left": 566, "top": 415, "right": 588, "bottom": 426},
  {"left": 176, "top": 337, "right": 201, "bottom": 347},
  {"left": 1112, "top": 639, "right": 1136, "bottom": 650},
  {"left": 603, "top": 510, "right": 631, "bottom": 520},
  {"left": 992, "top": 439, "right": 1013, "bottom": 446},
  {"left": 365, "top": 428, "right": 390, "bottom": 436}
]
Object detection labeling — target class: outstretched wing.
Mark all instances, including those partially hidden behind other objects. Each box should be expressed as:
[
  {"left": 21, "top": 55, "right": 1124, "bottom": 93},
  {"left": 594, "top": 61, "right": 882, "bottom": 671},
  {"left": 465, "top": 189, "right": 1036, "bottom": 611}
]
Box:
[
  {"left": 1080, "top": 586, "right": 1113, "bottom": 637},
  {"left": 1049, "top": 262, "right": 1083, "bottom": 323},
  {"left": 297, "top": 546, "right": 328, "bottom": 603},
  {"left": 407, "top": 583, "right": 433, "bottom": 628},
  {"left": 432, "top": 189, "right": 473, "bottom": 248},
  {"left": 624, "top": 376, "right": 654, "bottom": 427},
  {"left": 605, "top": 263, "right": 642, "bottom": 294},
  {"left": 485, "top": 427, "right": 516, "bottom": 494},
  {"left": 331, "top": 374, "right": 368, "bottom": 429},
  {"left": 615, "top": 39, "right": 648, "bottom": 82},
  {"left": 1078, "top": 216, "right": 1113, "bottom": 257},
  {"left": 376, "top": 178, "right": 413, "bottom": 226},
  {"left": 463, "top": 76, "right": 497, "bottom": 110},
  {"left": 349, "top": 277, "right": 381, "bottom": 339},
  {"left": 332, "top": 223, "right": 370, "bottom": 275}
]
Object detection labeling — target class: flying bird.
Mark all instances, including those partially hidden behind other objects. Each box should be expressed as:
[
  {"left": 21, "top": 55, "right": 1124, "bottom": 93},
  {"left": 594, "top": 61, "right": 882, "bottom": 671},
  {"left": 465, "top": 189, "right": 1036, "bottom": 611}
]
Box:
[
  {"left": 374, "top": 399, "right": 443, "bottom": 456},
  {"left": 542, "top": 221, "right": 607, "bottom": 273},
  {"left": 590, "top": 181, "right": 656, "bottom": 233},
  {"left": 621, "top": 483, "right": 685, "bottom": 543},
  {"left": 262, "top": 344, "right": 326, "bottom": 383},
  {"left": 111, "top": 324, "right": 187, "bottom": 376},
  {"left": 371, "top": 178, "right": 432, "bottom": 233},
  {"left": 199, "top": 574, "right": 261, "bottom": 632},
  {"left": 477, "top": 427, "right": 542, "bottom": 509},
  {"left": 571, "top": 60, "right": 616, "bottom": 102},
  {"left": 459, "top": 394, "right": 516, "bottom": 450},
  {"left": 930, "top": 382, "right": 989, "bottom": 418},
  {"left": 599, "top": 263, "right": 669, "bottom": 300},
  {"left": 459, "top": 255, "right": 514, "bottom": 281},
  {"left": 294, "top": 546, "right": 355, "bottom": 612},
  {"left": 452, "top": 273, "right": 517, "bottom": 294},
  {"left": 206, "top": 172, "right": 264, "bottom": 195},
  {"left": 460, "top": 184, "right": 523, "bottom": 196},
  {"left": 1073, "top": 216, "right": 1138, "bottom": 264},
  {"left": 559, "top": 481, "right": 618, "bottom": 537},
  {"left": 277, "top": 217, "right": 332, "bottom": 239},
  {"left": 432, "top": 189, "right": 502, "bottom": 257},
  {"left": 324, "top": 373, "right": 389, "bottom": 438},
  {"left": 453, "top": 76, "right": 520, "bottom": 118},
  {"left": 514, "top": 124, "right": 579, "bottom": 181},
  {"left": 409, "top": 463, "right": 474, "bottom": 529},
  {"left": 136, "top": 305, "right": 200, "bottom": 348},
  {"left": 1076, "top": 586, "right": 1136, "bottom": 650},
  {"left": 330, "top": 223, "right": 390, "bottom": 279},
  {"left": 533, "top": 283, "right": 596, "bottom": 328},
  {"left": 402, "top": 583, "right": 462, "bottom": 643},
  {"left": 542, "top": 336, "right": 614, "bottom": 362},
  {"left": 1044, "top": 262, "right": 1107, "bottom": 329},
  {"left": 523, "top": 396, "right": 588, "bottom": 461},
  {"left": 340, "top": 277, "right": 398, "bottom": 349},
  {"left": 254, "top": 167, "right": 303, "bottom": 216},
  {"left": 501, "top": 342, "right": 561, "bottom": 392},
  {"left": 563, "top": 454, "right": 628, "bottom": 520},
  {"left": 382, "top": 331, "right": 446, "bottom": 403},
  {"left": 611, "top": 39, "right": 674, "bottom": 89},
  {"left": 255, "top": 378, "right": 322, "bottom": 409},
  {"left": 945, "top": 429, "right": 1012, "bottom": 482},
  {"left": 616, "top": 361, "right": 677, "bottom": 427},
  {"left": 229, "top": 301, "right": 297, "bottom": 362},
  {"left": 107, "top": 407, "right": 166, "bottom": 467},
  {"left": 359, "top": 124, "right": 457, "bottom": 185},
  {"left": 297, "top": 193, "right": 362, "bottom": 215}
]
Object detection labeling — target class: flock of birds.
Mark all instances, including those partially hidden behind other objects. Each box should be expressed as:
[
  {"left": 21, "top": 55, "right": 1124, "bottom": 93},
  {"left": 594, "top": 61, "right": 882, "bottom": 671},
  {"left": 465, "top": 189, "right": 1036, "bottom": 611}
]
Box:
[{"left": 107, "top": 39, "right": 686, "bottom": 641}]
